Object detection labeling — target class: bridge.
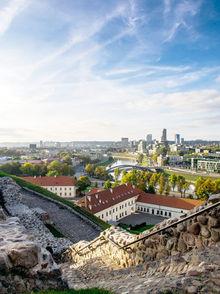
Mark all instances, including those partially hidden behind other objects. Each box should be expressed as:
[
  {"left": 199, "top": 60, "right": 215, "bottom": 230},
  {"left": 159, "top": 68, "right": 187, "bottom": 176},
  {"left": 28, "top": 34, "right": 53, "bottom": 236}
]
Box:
[{"left": 106, "top": 164, "right": 163, "bottom": 173}]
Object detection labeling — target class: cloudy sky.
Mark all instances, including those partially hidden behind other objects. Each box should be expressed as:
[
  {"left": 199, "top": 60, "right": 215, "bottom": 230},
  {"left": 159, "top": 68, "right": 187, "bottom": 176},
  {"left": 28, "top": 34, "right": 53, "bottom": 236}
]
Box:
[{"left": 0, "top": 0, "right": 220, "bottom": 142}]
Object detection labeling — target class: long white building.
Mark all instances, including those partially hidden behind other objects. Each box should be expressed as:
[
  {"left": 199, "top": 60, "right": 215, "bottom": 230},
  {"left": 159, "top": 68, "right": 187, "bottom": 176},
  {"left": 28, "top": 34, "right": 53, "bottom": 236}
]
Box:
[
  {"left": 78, "top": 184, "right": 203, "bottom": 222},
  {"left": 22, "top": 176, "right": 77, "bottom": 199}
]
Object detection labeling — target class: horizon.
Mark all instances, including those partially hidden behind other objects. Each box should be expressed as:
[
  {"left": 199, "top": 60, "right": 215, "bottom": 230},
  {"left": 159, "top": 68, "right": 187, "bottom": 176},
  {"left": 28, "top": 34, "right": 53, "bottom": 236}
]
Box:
[{"left": 0, "top": 0, "right": 220, "bottom": 141}]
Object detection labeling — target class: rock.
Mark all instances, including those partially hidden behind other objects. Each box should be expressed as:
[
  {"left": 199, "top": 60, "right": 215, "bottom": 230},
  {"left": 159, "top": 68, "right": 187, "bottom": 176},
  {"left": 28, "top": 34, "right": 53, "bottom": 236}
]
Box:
[
  {"left": 177, "top": 239, "right": 187, "bottom": 252},
  {"left": 156, "top": 249, "right": 169, "bottom": 259},
  {"left": 197, "top": 215, "right": 208, "bottom": 225},
  {"left": 182, "top": 233, "right": 195, "bottom": 247},
  {"left": 211, "top": 229, "right": 220, "bottom": 242},
  {"left": 187, "top": 223, "right": 200, "bottom": 235},
  {"left": 166, "top": 237, "right": 177, "bottom": 250},
  {"left": 186, "top": 285, "right": 199, "bottom": 293},
  {"left": 200, "top": 226, "right": 211, "bottom": 238},
  {"left": 177, "top": 222, "right": 186, "bottom": 232},
  {"left": 208, "top": 217, "right": 219, "bottom": 228},
  {"left": 0, "top": 208, "right": 7, "bottom": 220},
  {"left": 8, "top": 243, "right": 39, "bottom": 269}
]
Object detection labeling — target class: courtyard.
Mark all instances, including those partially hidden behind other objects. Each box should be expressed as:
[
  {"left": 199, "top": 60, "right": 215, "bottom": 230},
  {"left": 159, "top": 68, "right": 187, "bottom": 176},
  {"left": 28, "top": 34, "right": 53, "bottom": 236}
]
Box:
[{"left": 118, "top": 212, "right": 166, "bottom": 226}]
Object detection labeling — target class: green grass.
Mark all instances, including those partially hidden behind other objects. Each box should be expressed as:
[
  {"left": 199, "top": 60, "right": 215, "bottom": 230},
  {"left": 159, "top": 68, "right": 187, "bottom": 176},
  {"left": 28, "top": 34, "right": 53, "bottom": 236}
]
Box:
[
  {"left": 37, "top": 288, "right": 112, "bottom": 294},
  {"left": 165, "top": 169, "right": 219, "bottom": 182},
  {"left": 0, "top": 171, "right": 110, "bottom": 231},
  {"left": 118, "top": 223, "right": 154, "bottom": 235},
  {"left": 45, "top": 224, "right": 64, "bottom": 238}
]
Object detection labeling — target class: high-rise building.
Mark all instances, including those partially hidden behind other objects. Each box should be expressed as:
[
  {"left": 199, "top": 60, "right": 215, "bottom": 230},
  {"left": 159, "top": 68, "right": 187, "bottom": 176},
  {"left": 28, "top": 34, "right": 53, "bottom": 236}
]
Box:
[
  {"left": 146, "top": 134, "right": 153, "bottom": 144},
  {"left": 121, "top": 137, "right": 129, "bottom": 148},
  {"left": 175, "top": 134, "right": 180, "bottom": 145},
  {"left": 138, "top": 140, "right": 146, "bottom": 153},
  {"left": 161, "top": 129, "right": 167, "bottom": 143},
  {"left": 181, "top": 138, "right": 184, "bottom": 145}
]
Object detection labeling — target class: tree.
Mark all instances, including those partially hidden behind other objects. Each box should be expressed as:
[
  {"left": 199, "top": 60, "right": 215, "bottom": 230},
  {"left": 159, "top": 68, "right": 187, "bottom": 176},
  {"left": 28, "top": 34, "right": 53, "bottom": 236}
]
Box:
[
  {"left": 114, "top": 167, "right": 120, "bottom": 181},
  {"left": 62, "top": 155, "right": 72, "bottom": 165},
  {"left": 176, "top": 175, "right": 186, "bottom": 197},
  {"left": 149, "top": 173, "right": 160, "bottom": 191},
  {"left": 20, "top": 162, "right": 35, "bottom": 176},
  {"left": 169, "top": 174, "right": 177, "bottom": 191},
  {"left": 182, "top": 182, "right": 190, "bottom": 197},
  {"left": 85, "top": 164, "right": 94, "bottom": 176},
  {"left": 0, "top": 162, "right": 21, "bottom": 175},
  {"left": 137, "top": 153, "right": 144, "bottom": 164},
  {"left": 104, "top": 180, "right": 112, "bottom": 189},
  {"left": 158, "top": 174, "right": 166, "bottom": 195},
  {"left": 77, "top": 176, "right": 91, "bottom": 192},
  {"left": 94, "top": 166, "right": 109, "bottom": 180},
  {"left": 195, "top": 178, "right": 215, "bottom": 199},
  {"left": 165, "top": 182, "right": 171, "bottom": 195}
]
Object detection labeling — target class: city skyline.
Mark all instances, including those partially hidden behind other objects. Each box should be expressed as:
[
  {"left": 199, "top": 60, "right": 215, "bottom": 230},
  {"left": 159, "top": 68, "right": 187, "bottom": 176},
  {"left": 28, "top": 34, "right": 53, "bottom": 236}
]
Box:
[{"left": 0, "top": 0, "right": 220, "bottom": 141}]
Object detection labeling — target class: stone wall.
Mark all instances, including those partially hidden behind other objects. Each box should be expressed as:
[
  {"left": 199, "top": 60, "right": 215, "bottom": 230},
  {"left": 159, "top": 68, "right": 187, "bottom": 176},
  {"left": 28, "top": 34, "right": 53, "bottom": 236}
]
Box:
[
  {"left": 0, "top": 209, "right": 67, "bottom": 294},
  {"left": 69, "top": 201, "right": 220, "bottom": 269},
  {"left": 0, "top": 177, "right": 71, "bottom": 255}
]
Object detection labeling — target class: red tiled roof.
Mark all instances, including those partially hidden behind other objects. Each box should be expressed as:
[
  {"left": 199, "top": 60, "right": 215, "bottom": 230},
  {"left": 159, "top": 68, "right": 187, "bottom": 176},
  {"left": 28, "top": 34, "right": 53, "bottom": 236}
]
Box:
[
  {"left": 87, "top": 188, "right": 103, "bottom": 195},
  {"left": 21, "top": 176, "right": 76, "bottom": 186},
  {"left": 137, "top": 193, "right": 204, "bottom": 210},
  {"left": 84, "top": 183, "right": 141, "bottom": 214}
]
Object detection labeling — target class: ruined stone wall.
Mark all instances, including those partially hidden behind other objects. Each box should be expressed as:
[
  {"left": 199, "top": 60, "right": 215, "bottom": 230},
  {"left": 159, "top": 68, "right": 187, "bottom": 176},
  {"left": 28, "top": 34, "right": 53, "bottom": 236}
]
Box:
[
  {"left": 0, "top": 209, "right": 67, "bottom": 294},
  {"left": 69, "top": 202, "right": 220, "bottom": 269}
]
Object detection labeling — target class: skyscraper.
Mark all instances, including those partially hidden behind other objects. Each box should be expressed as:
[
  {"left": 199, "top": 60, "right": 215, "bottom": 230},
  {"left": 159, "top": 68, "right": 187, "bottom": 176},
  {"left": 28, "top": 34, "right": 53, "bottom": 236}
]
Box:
[
  {"left": 175, "top": 134, "right": 180, "bottom": 145},
  {"left": 161, "top": 129, "right": 167, "bottom": 143},
  {"left": 146, "top": 134, "right": 153, "bottom": 144}
]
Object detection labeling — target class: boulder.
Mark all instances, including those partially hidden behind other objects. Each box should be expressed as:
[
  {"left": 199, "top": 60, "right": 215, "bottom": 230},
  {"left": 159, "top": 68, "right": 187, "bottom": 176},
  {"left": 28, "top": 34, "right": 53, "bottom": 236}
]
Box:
[
  {"left": 200, "top": 226, "right": 211, "bottom": 238},
  {"left": 8, "top": 243, "right": 39, "bottom": 269},
  {"left": 197, "top": 215, "right": 208, "bottom": 225},
  {"left": 208, "top": 216, "right": 219, "bottom": 228},
  {"left": 182, "top": 232, "right": 195, "bottom": 247},
  {"left": 187, "top": 223, "right": 200, "bottom": 235}
]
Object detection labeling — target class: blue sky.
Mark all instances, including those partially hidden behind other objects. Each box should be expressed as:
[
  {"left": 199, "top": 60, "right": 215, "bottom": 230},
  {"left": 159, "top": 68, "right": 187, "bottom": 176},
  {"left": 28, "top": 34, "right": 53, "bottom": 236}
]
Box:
[{"left": 0, "top": 0, "right": 220, "bottom": 141}]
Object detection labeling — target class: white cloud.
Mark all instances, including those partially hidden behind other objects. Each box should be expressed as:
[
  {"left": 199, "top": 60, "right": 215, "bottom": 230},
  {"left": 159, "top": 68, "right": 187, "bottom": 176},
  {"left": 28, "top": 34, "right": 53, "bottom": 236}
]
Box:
[{"left": 0, "top": 0, "right": 30, "bottom": 35}]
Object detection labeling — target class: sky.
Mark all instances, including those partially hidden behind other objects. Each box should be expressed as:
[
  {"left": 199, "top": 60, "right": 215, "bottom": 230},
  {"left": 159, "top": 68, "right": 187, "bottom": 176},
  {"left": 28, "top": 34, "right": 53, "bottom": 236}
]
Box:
[{"left": 0, "top": 0, "right": 220, "bottom": 142}]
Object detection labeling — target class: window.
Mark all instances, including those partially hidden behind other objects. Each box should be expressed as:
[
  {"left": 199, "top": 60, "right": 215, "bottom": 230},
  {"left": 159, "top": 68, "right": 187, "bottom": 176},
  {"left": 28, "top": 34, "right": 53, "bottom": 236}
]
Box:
[
  {"left": 147, "top": 208, "right": 149, "bottom": 213},
  {"left": 169, "top": 212, "right": 171, "bottom": 217},
  {"left": 165, "top": 212, "right": 167, "bottom": 216},
  {"left": 55, "top": 187, "right": 57, "bottom": 190},
  {"left": 125, "top": 211, "right": 127, "bottom": 215},
  {"left": 144, "top": 208, "right": 146, "bottom": 212},
  {"left": 157, "top": 210, "right": 159, "bottom": 215},
  {"left": 125, "top": 203, "right": 127, "bottom": 207},
  {"left": 116, "top": 215, "right": 118, "bottom": 220},
  {"left": 116, "top": 207, "right": 118, "bottom": 212},
  {"left": 109, "top": 210, "right": 111, "bottom": 215},
  {"left": 160, "top": 211, "right": 163, "bottom": 215},
  {"left": 113, "top": 209, "right": 115, "bottom": 213},
  {"left": 102, "top": 214, "right": 104, "bottom": 219},
  {"left": 152, "top": 209, "right": 154, "bottom": 215},
  {"left": 106, "top": 212, "right": 108, "bottom": 216},
  {"left": 69, "top": 193, "right": 71, "bottom": 196}
]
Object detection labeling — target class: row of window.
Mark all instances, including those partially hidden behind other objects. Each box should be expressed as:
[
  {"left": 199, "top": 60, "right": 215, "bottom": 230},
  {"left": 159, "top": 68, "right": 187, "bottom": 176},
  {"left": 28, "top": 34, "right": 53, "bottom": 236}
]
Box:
[
  {"left": 100, "top": 210, "right": 128, "bottom": 220},
  {"left": 47, "top": 187, "right": 74, "bottom": 191},
  {"left": 137, "top": 206, "right": 172, "bottom": 217}
]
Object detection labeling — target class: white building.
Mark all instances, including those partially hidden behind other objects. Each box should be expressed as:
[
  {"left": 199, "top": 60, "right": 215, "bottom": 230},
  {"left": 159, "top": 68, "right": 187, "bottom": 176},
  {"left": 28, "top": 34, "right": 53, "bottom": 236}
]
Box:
[
  {"left": 22, "top": 176, "right": 77, "bottom": 199},
  {"left": 79, "top": 184, "right": 203, "bottom": 223},
  {"left": 136, "top": 193, "right": 203, "bottom": 219}
]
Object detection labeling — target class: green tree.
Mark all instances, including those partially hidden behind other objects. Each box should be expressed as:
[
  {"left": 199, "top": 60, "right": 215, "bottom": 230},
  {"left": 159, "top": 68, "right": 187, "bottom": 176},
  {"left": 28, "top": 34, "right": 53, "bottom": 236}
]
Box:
[
  {"left": 20, "top": 162, "right": 35, "bottom": 176},
  {"left": 158, "top": 174, "right": 166, "bottom": 195},
  {"left": 114, "top": 167, "right": 120, "bottom": 181},
  {"left": 0, "top": 162, "right": 21, "bottom": 175},
  {"left": 169, "top": 174, "right": 177, "bottom": 191},
  {"left": 104, "top": 180, "right": 112, "bottom": 189},
  {"left": 94, "top": 166, "right": 109, "bottom": 180},
  {"left": 85, "top": 164, "right": 94, "bottom": 176},
  {"left": 77, "top": 176, "right": 91, "bottom": 192},
  {"left": 182, "top": 182, "right": 190, "bottom": 197},
  {"left": 137, "top": 153, "right": 144, "bottom": 164},
  {"left": 176, "top": 175, "right": 186, "bottom": 197}
]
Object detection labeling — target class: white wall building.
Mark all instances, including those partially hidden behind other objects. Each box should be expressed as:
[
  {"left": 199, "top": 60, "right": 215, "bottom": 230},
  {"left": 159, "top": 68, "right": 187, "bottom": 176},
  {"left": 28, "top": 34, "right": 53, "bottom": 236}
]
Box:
[{"left": 22, "top": 176, "right": 77, "bottom": 199}]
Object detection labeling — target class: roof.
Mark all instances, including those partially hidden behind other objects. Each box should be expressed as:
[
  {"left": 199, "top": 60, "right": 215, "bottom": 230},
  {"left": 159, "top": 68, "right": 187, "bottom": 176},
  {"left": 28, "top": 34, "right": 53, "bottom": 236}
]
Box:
[
  {"left": 83, "top": 183, "right": 141, "bottom": 214},
  {"left": 87, "top": 188, "right": 103, "bottom": 195},
  {"left": 137, "top": 193, "right": 204, "bottom": 210},
  {"left": 21, "top": 176, "right": 77, "bottom": 187}
]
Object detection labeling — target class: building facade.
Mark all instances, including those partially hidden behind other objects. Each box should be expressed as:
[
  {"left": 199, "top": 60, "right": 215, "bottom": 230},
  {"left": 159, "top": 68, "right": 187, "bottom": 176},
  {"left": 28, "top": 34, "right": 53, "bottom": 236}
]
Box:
[
  {"left": 79, "top": 184, "right": 203, "bottom": 223},
  {"left": 22, "top": 176, "right": 77, "bottom": 198}
]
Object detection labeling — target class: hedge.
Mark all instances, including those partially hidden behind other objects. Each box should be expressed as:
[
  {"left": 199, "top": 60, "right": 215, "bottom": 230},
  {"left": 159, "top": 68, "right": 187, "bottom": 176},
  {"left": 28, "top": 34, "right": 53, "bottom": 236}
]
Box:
[{"left": 0, "top": 171, "right": 110, "bottom": 231}]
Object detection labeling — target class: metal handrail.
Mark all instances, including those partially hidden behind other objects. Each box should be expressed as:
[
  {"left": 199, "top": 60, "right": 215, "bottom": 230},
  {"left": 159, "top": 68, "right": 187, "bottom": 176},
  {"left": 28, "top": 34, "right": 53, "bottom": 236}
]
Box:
[{"left": 122, "top": 200, "right": 220, "bottom": 250}]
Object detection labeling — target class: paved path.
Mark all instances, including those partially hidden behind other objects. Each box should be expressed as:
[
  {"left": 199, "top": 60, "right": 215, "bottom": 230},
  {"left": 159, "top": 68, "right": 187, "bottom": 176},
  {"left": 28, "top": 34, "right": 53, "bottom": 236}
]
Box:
[{"left": 20, "top": 189, "right": 101, "bottom": 243}]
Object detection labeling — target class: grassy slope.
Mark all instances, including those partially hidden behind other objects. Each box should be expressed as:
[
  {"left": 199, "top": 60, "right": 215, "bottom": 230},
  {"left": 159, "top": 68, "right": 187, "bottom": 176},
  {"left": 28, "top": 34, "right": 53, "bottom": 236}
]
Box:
[{"left": 0, "top": 171, "right": 110, "bottom": 231}]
